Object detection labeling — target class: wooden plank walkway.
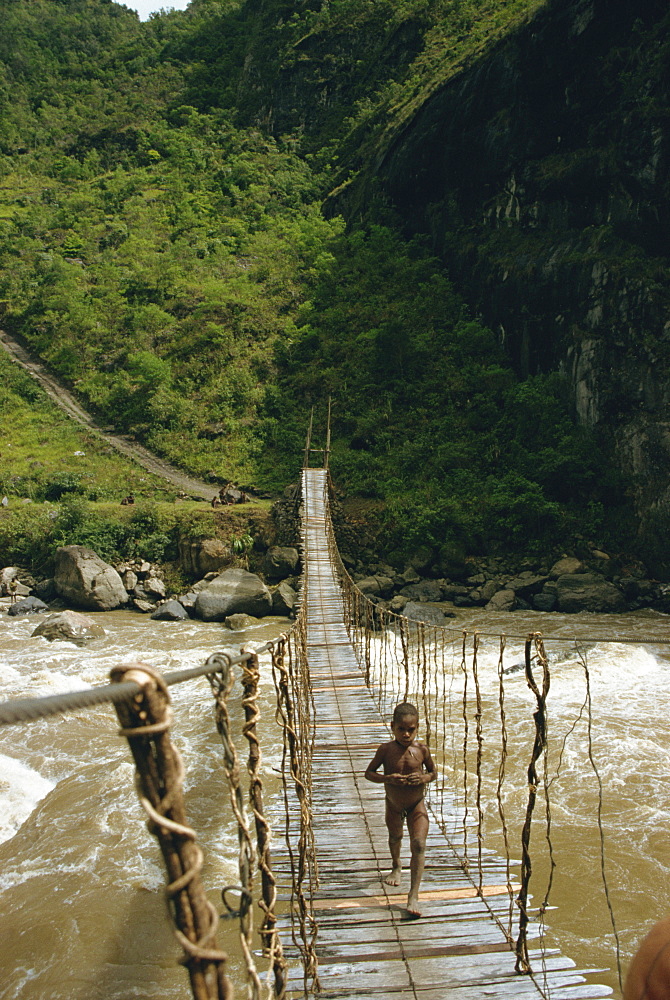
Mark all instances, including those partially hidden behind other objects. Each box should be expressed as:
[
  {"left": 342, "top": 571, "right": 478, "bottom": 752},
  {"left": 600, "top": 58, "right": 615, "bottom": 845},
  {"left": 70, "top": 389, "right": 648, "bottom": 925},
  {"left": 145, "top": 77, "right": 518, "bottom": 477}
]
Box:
[{"left": 274, "top": 468, "right": 612, "bottom": 999}]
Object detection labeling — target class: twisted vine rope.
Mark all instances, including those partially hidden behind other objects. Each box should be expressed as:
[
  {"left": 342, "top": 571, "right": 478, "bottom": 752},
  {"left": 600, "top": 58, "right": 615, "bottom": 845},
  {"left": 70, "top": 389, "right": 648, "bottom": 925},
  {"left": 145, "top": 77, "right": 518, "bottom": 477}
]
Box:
[
  {"left": 271, "top": 633, "right": 320, "bottom": 996},
  {"left": 241, "top": 649, "right": 288, "bottom": 999},
  {"left": 111, "top": 662, "right": 231, "bottom": 1000},
  {"left": 515, "top": 633, "right": 550, "bottom": 975},
  {"left": 205, "top": 652, "right": 263, "bottom": 1000}
]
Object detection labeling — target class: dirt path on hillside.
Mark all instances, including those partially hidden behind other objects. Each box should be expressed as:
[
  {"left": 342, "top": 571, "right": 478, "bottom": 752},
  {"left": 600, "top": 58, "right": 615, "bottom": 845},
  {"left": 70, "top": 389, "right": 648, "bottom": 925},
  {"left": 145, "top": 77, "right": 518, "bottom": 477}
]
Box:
[{"left": 0, "top": 329, "right": 219, "bottom": 501}]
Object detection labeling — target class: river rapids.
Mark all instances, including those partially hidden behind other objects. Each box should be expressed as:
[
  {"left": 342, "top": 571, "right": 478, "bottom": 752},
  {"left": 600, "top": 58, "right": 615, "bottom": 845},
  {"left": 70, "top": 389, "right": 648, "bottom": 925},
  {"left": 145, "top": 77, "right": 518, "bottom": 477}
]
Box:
[{"left": 1, "top": 602, "right": 669, "bottom": 999}]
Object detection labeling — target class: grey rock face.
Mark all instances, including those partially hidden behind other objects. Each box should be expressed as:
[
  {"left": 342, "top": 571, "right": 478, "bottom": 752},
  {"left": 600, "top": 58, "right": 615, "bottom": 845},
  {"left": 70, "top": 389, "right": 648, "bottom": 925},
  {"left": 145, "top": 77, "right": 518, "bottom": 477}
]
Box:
[
  {"left": 549, "top": 557, "right": 584, "bottom": 578},
  {"left": 225, "top": 613, "right": 260, "bottom": 630},
  {"left": 178, "top": 538, "right": 231, "bottom": 577},
  {"left": 31, "top": 610, "right": 105, "bottom": 645},
  {"left": 533, "top": 591, "right": 558, "bottom": 612},
  {"left": 402, "top": 601, "right": 446, "bottom": 625},
  {"left": 1, "top": 567, "right": 31, "bottom": 597},
  {"left": 54, "top": 546, "right": 128, "bottom": 611},
  {"left": 150, "top": 600, "right": 188, "bottom": 621},
  {"left": 555, "top": 573, "right": 626, "bottom": 613},
  {"left": 194, "top": 568, "right": 273, "bottom": 621},
  {"left": 272, "top": 581, "right": 298, "bottom": 616},
  {"left": 263, "top": 546, "right": 300, "bottom": 580},
  {"left": 357, "top": 575, "right": 395, "bottom": 598},
  {"left": 486, "top": 589, "right": 517, "bottom": 612},
  {"left": 8, "top": 596, "right": 49, "bottom": 617},
  {"left": 400, "top": 580, "right": 443, "bottom": 603}
]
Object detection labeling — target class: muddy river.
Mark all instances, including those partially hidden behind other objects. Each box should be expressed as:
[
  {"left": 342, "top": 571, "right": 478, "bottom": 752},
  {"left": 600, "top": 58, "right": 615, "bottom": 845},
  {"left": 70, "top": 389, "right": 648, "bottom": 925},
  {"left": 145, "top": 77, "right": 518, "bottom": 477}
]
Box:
[{"left": 1, "top": 603, "right": 669, "bottom": 999}]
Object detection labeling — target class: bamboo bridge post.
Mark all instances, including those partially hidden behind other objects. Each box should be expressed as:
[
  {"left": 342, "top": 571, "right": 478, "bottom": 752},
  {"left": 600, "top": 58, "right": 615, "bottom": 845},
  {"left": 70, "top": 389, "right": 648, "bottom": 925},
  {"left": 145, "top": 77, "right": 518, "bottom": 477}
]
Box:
[
  {"left": 303, "top": 408, "right": 314, "bottom": 469},
  {"left": 324, "top": 396, "right": 332, "bottom": 471},
  {"left": 110, "top": 662, "right": 231, "bottom": 1000},
  {"left": 241, "top": 649, "right": 287, "bottom": 998}
]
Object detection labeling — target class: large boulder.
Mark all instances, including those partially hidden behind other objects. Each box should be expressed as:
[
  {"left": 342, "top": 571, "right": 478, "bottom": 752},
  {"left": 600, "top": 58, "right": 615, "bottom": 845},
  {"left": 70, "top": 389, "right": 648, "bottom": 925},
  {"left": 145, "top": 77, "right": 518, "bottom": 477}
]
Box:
[
  {"left": 34, "top": 578, "right": 57, "bottom": 602},
  {"left": 555, "top": 573, "right": 626, "bottom": 613},
  {"left": 8, "top": 596, "right": 49, "bottom": 617},
  {"left": 225, "top": 613, "right": 260, "bottom": 630},
  {"left": 177, "top": 591, "right": 198, "bottom": 614},
  {"left": 194, "top": 568, "right": 273, "bottom": 621},
  {"left": 549, "top": 556, "right": 584, "bottom": 578},
  {"left": 0, "top": 566, "right": 17, "bottom": 594},
  {"left": 402, "top": 601, "right": 447, "bottom": 626},
  {"left": 178, "top": 538, "right": 231, "bottom": 577},
  {"left": 503, "top": 573, "right": 549, "bottom": 600},
  {"left": 400, "top": 580, "right": 443, "bottom": 603},
  {"left": 151, "top": 600, "right": 188, "bottom": 621},
  {"left": 357, "top": 575, "right": 395, "bottom": 598},
  {"left": 54, "top": 545, "right": 128, "bottom": 611},
  {"left": 1, "top": 567, "right": 30, "bottom": 597},
  {"left": 272, "top": 581, "right": 298, "bottom": 616},
  {"left": 533, "top": 590, "right": 558, "bottom": 612},
  {"left": 263, "top": 546, "right": 300, "bottom": 580},
  {"left": 486, "top": 589, "right": 517, "bottom": 612},
  {"left": 32, "top": 610, "right": 105, "bottom": 645}
]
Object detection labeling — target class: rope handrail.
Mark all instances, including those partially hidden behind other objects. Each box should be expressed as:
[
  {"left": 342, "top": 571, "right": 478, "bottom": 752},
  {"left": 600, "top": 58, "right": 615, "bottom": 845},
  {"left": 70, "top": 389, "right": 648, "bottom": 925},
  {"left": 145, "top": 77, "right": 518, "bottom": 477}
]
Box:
[{"left": 319, "top": 472, "right": 624, "bottom": 993}]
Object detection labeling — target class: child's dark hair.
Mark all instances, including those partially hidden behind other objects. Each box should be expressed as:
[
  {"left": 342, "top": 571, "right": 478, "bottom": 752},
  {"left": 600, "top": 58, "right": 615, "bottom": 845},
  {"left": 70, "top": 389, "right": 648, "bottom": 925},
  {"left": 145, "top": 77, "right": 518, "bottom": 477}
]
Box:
[{"left": 393, "top": 702, "right": 419, "bottom": 723}]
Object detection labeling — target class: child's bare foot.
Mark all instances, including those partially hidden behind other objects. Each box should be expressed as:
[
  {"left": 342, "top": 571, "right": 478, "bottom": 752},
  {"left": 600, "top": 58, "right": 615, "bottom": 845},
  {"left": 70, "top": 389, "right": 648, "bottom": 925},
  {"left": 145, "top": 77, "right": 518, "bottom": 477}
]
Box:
[
  {"left": 384, "top": 867, "right": 402, "bottom": 886},
  {"left": 407, "top": 893, "right": 422, "bottom": 917}
]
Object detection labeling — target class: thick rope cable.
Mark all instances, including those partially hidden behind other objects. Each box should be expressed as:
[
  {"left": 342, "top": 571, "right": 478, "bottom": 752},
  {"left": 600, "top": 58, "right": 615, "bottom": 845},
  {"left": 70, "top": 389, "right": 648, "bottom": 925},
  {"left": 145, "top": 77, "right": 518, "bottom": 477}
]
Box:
[
  {"left": 205, "top": 651, "right": 262, "bottom": 1000},
  {"left": 472, "top": 632, "right": 485, "bottom": 895},
  {"left": 460, "top": 631, "right": 471, "bottom": 874},
  {"left": 272, "top": 638, "right": 320, "bottom": 996},
  {"left": 240, "top": 648, "right": 288, "bottom": 1000}
]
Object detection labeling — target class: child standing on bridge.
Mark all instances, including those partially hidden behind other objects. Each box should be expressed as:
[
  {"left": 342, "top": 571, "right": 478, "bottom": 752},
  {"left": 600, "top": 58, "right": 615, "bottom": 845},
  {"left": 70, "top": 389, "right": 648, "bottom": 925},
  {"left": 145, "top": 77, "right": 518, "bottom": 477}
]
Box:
[{"left": 365, "top": 702, "right": 437, "bottom": 917}]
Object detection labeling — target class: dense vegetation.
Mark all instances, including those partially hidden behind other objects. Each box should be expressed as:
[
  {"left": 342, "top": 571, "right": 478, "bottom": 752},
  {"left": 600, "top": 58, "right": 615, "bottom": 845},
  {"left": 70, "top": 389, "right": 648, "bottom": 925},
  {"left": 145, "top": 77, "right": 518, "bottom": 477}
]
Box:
[
  {"left": 0, "top": 350, "right": 272, "bottom": 572},
  {"left": 0, "top": 0, "right": 634, "bottom": 565}
]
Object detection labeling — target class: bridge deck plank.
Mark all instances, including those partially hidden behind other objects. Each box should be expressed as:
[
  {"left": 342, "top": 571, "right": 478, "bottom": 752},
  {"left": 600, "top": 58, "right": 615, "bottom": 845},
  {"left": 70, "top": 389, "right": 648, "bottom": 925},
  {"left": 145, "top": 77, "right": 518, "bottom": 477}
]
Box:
[{"left": 282, "top": 468, "right": 611, "bottom": 1000}]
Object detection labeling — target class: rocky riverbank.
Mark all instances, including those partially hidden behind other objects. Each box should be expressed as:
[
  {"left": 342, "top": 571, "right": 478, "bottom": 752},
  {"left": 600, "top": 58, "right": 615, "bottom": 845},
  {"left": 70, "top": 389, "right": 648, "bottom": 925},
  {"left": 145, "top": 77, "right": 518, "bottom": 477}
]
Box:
[
  {"left": 345, "top": 548, "right": 670, "bottom": 619},
  {"left": 4, "top": 535, "right": 670, "bottom": 638},
  {"left": 0, "top": 536, "right": 301, "bottom": 639},
  {"left": 3, "top": 482, "right": 669, "bottom": 630}
]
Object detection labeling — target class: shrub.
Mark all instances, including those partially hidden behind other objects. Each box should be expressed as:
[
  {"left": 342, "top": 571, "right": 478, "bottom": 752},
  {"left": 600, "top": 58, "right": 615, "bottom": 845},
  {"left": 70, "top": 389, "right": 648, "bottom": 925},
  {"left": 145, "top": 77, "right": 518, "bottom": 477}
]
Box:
[{"left": 41, "top": 471, "right": 86, "bottom": 502}]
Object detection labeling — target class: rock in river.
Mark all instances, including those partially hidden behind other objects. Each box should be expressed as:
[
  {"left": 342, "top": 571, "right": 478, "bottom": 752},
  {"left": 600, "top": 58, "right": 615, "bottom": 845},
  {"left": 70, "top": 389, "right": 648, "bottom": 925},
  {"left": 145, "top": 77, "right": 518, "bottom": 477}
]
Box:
[
  {"left": 8, "top": 596, "right": 49, "bottom": 617},
  {"left": 32, "top": 610, "right": 106, "bottom": 645},
  {"left": 402, "top": 601, "right": 447, "bottom": 625},
  {"left": 150, "top": 600, "right": 188, "bottom": 621},
  {"left": 263, "top": 546, "right": 300, "bottom": 580},
  {"left": 555, "top": 573, "right": 626, "bottom": 613}
]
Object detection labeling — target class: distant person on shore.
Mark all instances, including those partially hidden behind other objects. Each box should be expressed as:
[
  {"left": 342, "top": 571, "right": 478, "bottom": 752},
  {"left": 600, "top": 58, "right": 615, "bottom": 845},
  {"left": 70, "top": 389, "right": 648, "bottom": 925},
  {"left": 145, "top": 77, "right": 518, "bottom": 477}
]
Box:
[
  {"left": 624, "top": 917, "right": 670, "bottom": 999},
  {"left": 365, "top": 701, "right": 437, "bottom": 917},
  {"left": 8, "top": 579, "right": 18, "bottom": 604}
]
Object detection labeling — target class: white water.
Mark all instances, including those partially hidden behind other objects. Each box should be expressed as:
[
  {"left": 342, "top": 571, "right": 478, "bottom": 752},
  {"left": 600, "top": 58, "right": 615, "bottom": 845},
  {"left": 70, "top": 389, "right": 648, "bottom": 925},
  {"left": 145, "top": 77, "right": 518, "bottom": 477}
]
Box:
[{"left": 0, "top": 602, "right": 669, "bottom": 997}]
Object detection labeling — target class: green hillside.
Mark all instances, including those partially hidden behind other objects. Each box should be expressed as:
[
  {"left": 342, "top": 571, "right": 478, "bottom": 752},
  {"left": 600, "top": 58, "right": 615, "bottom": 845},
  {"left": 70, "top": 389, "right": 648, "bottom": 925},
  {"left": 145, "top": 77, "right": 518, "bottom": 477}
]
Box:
[{"left": 0, "top": 0, "right": 644, "bottom": 563}]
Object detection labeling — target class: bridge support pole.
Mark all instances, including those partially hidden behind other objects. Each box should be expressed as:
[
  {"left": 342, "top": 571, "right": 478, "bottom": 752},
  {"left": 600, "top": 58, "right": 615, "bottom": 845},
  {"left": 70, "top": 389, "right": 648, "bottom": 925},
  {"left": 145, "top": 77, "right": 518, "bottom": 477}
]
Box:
[
  {"left": 111, "top": 662, "right": 231, "bottom": 1000},
  {"left": 242, "top": 649, "right": 287, "bottom": 998}
]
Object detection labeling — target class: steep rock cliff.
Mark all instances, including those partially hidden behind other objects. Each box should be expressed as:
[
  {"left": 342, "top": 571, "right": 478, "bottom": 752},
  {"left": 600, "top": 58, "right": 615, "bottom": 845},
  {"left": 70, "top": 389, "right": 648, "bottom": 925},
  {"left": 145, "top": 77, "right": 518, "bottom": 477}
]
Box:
[{"left": 337, "top": 0, "right": 670, "bottom": 571}]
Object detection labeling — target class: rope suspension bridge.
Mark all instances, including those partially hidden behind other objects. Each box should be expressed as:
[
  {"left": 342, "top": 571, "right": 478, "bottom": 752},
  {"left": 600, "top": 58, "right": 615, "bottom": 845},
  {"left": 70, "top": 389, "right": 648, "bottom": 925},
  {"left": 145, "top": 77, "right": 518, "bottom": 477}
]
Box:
[{"left": 0, "top": 452, "right": 630, "bottom": 1000}]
